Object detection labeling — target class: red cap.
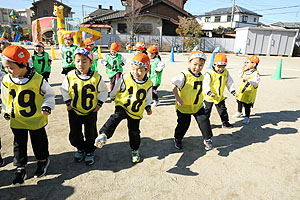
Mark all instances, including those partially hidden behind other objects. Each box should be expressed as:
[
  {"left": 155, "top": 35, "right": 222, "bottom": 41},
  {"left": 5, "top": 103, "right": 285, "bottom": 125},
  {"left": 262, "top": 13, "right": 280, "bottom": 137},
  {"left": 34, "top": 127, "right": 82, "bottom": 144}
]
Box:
[
  {"left": 147, "top": 45, "right": 158, "bottom": 53},
  {"left": 34, "top": 41, "right": 44, "bottom": 47},
  {"left": 84, "top": 38, "right": 95, "bottom": 46},
  {"left": 63, "top": 33, "right": 73, "bottom": 39},
  {"left": 188, "top": 50, "right": 207, "bottom": 61},
  {"left": 0, "top": 37, "right": 9, "bottom": 43},
  {"left": 131, "top": 53, "right": 150, "bottom": 70},
  {"left": 246, "top": 55, "right": 259, "bottom": 64},
  {"left": 0, "top": 45, "right": 30, "bottom": 63},
  {"left": 135, "top": 41, "right": 145, "bottom": 50},
  {"left": 213, "top": 53, "right": 227, "bottom": 65},
  {"left": 110, "top": 42, "right": 120, "bottom": 51}
]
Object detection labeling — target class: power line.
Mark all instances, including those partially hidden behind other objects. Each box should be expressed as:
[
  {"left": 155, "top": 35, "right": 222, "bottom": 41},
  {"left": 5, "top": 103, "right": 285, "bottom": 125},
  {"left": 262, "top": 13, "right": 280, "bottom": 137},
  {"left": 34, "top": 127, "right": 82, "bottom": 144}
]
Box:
[
  {"left": 253, "top": 5, "right": 300, "bottom": 11},
  {"left": 263, "top": 11, "right": 299, "bottom": 15}
]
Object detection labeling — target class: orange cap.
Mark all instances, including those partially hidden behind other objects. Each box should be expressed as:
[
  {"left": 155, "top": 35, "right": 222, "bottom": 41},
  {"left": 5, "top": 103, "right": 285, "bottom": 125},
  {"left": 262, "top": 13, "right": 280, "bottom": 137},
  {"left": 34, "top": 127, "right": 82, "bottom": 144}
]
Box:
[
  {"left": 135, "top": 41, "right": 145, "bottom": 50},
  {"left": 34, "top": 41, "right": 44, "bottom": 47},
  {"left": 110, "top": 42, "right": 120, "bottom": 51},
  {"left": 246, "top": 55, "right": 259, "bottom": 64},
  {"left": 84, "top": 38, "right": 95, "bottom": 46},
  {"left": 63, "top": 33, "right": 73, "bottom": 39},
  {"left": 213, "top": 53, "right": 227, "bottom": 65},
  {"left": 147, "top": 45, "right": 158, "bottom": 53},
  {"left": 131, "top": 53, "right": 150, "bottom": 70},
  {"left": 0, "top": 37, "right": 9, "bottom": 43},
  {"left": 188, "top": 50, "right": 207, "bottom": 61},
  {"left": 0, "top": 45, "right": 30, "bottom": 63}
]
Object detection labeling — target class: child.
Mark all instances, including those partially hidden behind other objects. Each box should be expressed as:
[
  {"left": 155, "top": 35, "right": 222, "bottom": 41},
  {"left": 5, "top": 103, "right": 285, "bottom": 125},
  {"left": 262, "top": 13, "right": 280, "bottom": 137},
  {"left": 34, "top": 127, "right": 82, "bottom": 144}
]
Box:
[
  {"left": 95, "top": 53, "right": 153, "bottom": 163},
  {"left": 172, "top": 51, "right": 213, "bottom": 150},
  {"left": 232, "top": 55, "right": 260, "bottom": 124},
  {"left": 135, "top": 41, "right": 147, "bottom": 55},
  {"left": 147, "top": 45, "right": 165, "bottom": 107},
  {"left": 31, "top": 41, "right": 52, "bottom": 82},
  {"left": 0, "top": 37, "right": 10, "bottom": 73},
  {"left": 84, "top": 38, "right": 99, "bottom": 72},
  {"left": 60, "top": 33, "right": 77, "bottom": 75},
  {"left": 101, "top": 42, "right": 126, "bottom": 92},
  {"left": 0, "top": 45, "right": 55, "bottom": 185},
  {"left": 60, "top": 48, "right": 108, "bottom": 165},
  {"left": 203, "top": 53, "right": 236, "bottom": 128}
]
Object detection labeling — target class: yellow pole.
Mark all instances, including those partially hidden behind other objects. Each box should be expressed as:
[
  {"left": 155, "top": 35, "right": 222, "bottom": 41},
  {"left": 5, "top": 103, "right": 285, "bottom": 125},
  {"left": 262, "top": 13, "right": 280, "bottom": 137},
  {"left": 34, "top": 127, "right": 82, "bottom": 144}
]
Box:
[
  {"left": 51, "top": 45, "right": 56, "bottom": 60},
  {"left": 98, "top": 37, "right": 102, "bottom": 59}
]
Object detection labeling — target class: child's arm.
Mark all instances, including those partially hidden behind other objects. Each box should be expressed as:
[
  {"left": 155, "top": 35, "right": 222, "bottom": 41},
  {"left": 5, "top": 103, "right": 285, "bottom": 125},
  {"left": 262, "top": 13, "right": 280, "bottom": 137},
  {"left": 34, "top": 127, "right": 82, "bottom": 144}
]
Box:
[
  {"left": 93, "top": 49, "right": 99, "bottom": 60},
  {"left": 100, "top": 56, "right": 110, "bottom": 68},
  {"left": 94, "top": 77, "right": 109, "bottom": 112},
  {"left": 48, "top": 55, "right": 52, "bottom": 66},
  {"left": 172, "top": 85, "right": 183, "bottom": 106},
  {"left": 41, "top": 79, "right": 55, "bottom": 115},
  {"left": 226, "top": 73, "right": 236, "bottom": 96},
  {"left": 203, "top": 72, "right": 215, "bottom": 97},
  {"left": 60, "top": 75, "right": 72, "bottom": 111},
  {"left": 120, "top": 55, "right": 126, "bottom": 67},
  {"left": 110, "top": 75, "right": 123, "bottom": 98},
  {"left": 0, "top": 81, "right": 10, "bottom": 120},
  {"left": 145, "top": 87, "right": 152, "bottom": 115},
  {"left": 155, "top": 61, "right": 165, "bottom": 73},
  {"left": 246, "top": 73, "right": 260, "bottom": 88},
  {"left": 171, "top": 73, "right": 185, "bottom": 106}
]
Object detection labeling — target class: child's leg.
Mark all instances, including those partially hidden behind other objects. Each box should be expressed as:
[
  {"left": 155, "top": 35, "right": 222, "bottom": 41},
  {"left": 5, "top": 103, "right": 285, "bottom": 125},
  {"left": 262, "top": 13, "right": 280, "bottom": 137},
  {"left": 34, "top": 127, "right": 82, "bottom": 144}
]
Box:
[
  {"left": 215, "top": 100, "right": 230, "bottom": 124},
  {"left": 42, "top": 72, "right": 50, "bottom": 82},
  {"left": 203, "top": 100, "right": 214, "bottom": 119},
  {"left": 152, "top": 86, "right": 159, "bottom": 101},
  {"left": 109, "top": 75, "right": 116, "bottom": 91},
  {"left": 11, "top": 128, "right": 29, "bottom": 167},
  {"left": 237, "top": 100, "right": 243, "bottom": 113},
  {"left": 99, "top": 106, "right": 127, "bottom": 139},
  {"left": 83, "top": 112, "right": 98, "bottom": 154},
  {"left": 244, "top": 103, "right": 252, "bottom": 118},
  {"left": 115, "top": 72, "right": 121, "bottom": 81},
  {"left": 127, "top": 117, "right": 141, "bottom": 151},
  {"left": 194, "top": 107, "right": 213, "bottom": 140},
  {"left": 174, "top": 110, "right": 192, "bottom": 140},
  {"left": 68, "top": 110, "right": 85, "bottom": 150},
  {"left": 29, "top": 127, "right": 49, "bottom": 161}
]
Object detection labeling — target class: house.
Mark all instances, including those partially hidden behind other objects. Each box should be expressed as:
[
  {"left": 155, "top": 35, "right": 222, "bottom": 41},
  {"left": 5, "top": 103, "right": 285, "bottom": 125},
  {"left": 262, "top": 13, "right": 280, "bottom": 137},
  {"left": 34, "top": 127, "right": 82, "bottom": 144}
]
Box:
[
  {"left": 83, "top": 0, "right": 193, "bottom": 36},
  {"left": 197, "top": 5, "right": 262, "bottom": 37},
  {"left": 30, "top": 0, "right": 73, "bottom": 21}
]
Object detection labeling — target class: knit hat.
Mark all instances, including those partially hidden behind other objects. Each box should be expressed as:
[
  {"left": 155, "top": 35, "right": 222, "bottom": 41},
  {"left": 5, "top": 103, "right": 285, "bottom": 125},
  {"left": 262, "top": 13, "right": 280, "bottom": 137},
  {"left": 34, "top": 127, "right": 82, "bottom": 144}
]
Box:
[
  {"left": 131, "top": 53, "right": 150, "bottom": 70},
  {"left": 246, "top": 55, "right": 259, "bottom": 64},
  {"left": 188, "top": 50, "right": 207, "bottom": 61},
  {"left": 0, "top": 37, "right": 9, "bottom": 44},
  {"left": 34, "top": 41, "right": 45, "bottom": 47},
  {"left": 0, "top": 45, "right": 30, "bottom": 63},
  {"left": 63, "top": 33, "right": 73, "bottom": 39},
  {"left": 74, "top": 47, "right": 93, "bottom": 62},
  {"left": 213, "top": 53, "right": 227, "bottom": 66},
  {"left": 84, "top": 38, "right": 95, "bottom": 46},
  {"left": 135, "top": 41, "right": 145, "bottom": 50},
  {"left": 147, "top": 45, "right": 158, "bottom": 53},
  {"left": 110, "top": 42, "right": 120, "bottom": 51}
]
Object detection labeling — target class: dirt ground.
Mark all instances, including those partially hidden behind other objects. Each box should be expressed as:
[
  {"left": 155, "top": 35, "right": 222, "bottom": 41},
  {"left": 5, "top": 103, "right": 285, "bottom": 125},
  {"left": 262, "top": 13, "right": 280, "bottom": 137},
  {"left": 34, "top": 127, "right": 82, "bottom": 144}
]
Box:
[{"left": 0, "top": 47, "right": 300, "bottom": 200}]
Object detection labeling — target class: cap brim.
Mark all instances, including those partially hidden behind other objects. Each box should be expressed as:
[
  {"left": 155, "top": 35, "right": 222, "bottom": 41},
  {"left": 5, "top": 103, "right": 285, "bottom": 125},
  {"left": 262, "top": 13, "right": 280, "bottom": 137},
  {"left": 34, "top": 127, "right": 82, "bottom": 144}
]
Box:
[{"left": 0, "top": 54, "right": 17, "bottom": 63}]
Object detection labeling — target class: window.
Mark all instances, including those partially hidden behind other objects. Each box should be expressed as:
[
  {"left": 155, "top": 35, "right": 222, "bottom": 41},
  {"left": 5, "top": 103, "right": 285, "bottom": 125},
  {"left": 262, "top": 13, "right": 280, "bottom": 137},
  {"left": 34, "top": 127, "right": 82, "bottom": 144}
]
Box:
[
  {"left": 134, "top": 23, "right": 152, "bottom": 34},
  {"left": 242, "top": 15, "right": 248, "bottom": 22},
  {"left": 227, "top": 15, "right": 232, "bottom": 22},
  {"left": 214, "top": 16, "right": 221, "bottom": 22},
  {"left": 254, "top": 18, "right": 257, "bottom": 22},
  {"left": 43, "top": 10, "right": 48, "bottom": 16},
  {"left": 117, "top": 23, "right": 127, "bottom": 33},
  {"left": 205, "top": 17, "right": 210, "bottom": 22}
]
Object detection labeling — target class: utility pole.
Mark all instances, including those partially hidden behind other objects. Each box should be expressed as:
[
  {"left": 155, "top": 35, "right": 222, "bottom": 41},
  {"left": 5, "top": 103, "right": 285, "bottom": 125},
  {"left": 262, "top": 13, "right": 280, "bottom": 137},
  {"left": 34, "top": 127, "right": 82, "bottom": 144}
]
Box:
[{"left": 230, "top": 0, "right": 235, "bottom": 27}]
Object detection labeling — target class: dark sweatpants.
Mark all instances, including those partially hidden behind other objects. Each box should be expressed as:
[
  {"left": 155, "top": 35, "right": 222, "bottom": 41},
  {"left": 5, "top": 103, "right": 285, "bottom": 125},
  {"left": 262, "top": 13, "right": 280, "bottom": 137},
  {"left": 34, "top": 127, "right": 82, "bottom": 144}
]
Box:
[
  {"left": 204, "top": 99, "right": 229, "bottom": 124},
  {"left": 237, "top": 100, "right": 252, "bottom": 118}
]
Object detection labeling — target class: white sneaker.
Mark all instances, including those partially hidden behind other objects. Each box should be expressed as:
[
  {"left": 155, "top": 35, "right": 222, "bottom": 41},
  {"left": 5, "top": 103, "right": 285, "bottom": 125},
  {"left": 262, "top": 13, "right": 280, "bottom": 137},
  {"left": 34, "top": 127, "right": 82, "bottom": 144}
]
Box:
[
  {"left": 151, "top": 100, "right": 160, "bottom": 107},
  {"left": 243, "top": 117, "right": 250, "bottom": 124},
  {"left": 232, "top": 112, "right": 243, "bottom": 118},
  {"left": 94, "top": 133, "right": 107, "bottom": 148}
]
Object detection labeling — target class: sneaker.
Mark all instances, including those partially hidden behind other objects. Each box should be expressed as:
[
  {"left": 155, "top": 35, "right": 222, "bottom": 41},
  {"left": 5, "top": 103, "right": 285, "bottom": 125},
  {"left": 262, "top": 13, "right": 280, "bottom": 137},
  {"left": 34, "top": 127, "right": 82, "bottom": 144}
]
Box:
[
  {"left": 94, "top": 133, "right": 107, "bottom": 148},
  {"left": 203, "top": 138, "right": 213, "bottom": 151},
  {"left": 151, "top": 100, "right": 160, "bottom": 107},
  {"left": 232, "top": 112, "right": 243, "bottom": 118},
  {"left": 74, "top": 150, "right": 85, "bottom": 162},
  {"left": 131, "top": 150, "right": 140, "bottom": 163},
  {"left": 85, "top": 153, "right": 95, "bottom": 166},
  {"left": 12, "top": 168, "right": 27, "bottom": 185},
  {"left": 222, "top": 121, "right": 233, "bottom": 128},
  {"left": 174, "top": 138, "right": 183, "bottom": 149},
  {"left": 34, "top": 159, "right": 50, "bottom": 178},
  {"left": 0, "top": 155, "right": 5, "bottom": 167},
  {"left": 243, "top": 117, "right": 250, "bottom": 124}
]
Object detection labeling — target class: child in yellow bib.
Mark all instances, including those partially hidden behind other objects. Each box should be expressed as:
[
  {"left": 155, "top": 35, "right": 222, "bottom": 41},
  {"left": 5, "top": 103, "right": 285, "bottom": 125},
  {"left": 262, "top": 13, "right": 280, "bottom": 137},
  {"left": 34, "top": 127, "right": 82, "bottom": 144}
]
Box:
[
  {"left": 172, "top": 51, "right": 214, "bottom": 150},
  {"left": 203, "top": 53, "right": 236, "bottom": 128},
  {"left": 232, "top": 55, "right": 260, "bottom": 124},
  {"left": 95, "top": 53, "right": 153, "bottom": 163},
  {"left": 60, "top": 48, "right": 108, "bottom": 166},
  {"left": 0, "top": 45, "right": 55, "bottom": 185}
]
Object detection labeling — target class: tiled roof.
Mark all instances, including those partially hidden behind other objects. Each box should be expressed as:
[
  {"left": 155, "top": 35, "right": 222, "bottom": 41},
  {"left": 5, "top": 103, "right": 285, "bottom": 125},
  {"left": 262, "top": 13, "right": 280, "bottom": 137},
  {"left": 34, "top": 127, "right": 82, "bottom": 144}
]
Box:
[
  {"left": 201, "top": 5, "right": 262, "bottom": 17},
  {"left": 271, "top": 22, "right": 300, "bottom": 29}
]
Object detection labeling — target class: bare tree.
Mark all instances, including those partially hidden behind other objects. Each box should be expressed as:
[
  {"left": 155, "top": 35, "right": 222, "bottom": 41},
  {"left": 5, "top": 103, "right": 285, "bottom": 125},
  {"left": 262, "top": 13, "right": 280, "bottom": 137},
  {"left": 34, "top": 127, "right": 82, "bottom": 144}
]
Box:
[{"left": 124, "top": 0, "right": 142, "bottom": 44}]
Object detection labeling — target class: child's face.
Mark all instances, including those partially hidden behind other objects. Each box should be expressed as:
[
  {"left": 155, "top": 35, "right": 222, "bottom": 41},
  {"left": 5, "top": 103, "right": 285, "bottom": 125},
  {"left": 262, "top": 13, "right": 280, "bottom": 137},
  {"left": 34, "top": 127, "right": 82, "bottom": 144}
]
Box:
[
  {"left": 64, "top": 38, "right": 73, "bottom": 46},
  {"left": 244, "top": 60, "right": 256, "bottom": 70},
  {"left": 74, "top": 54, "right": 92, "bottom": 74},
  {"left": 2, "top": 59, "right": 27, "bottom": 78},
  {"left": 131, "top": 64, "right": 147, "bottom": 81},
  {"left": 34, "top": 46, "right": 44, "bottom": 54},
  {"left": 189, "top": 58, "right": 205, "bottom": 74},
  {"left": 214, "top": 64, "right": 226, "bottom": 73},
  {"left": 148, "top": 52, "right": 155, "bottom": 59},
  {"left": 110, "top": 50, "right": 118, "bottom": 56}
]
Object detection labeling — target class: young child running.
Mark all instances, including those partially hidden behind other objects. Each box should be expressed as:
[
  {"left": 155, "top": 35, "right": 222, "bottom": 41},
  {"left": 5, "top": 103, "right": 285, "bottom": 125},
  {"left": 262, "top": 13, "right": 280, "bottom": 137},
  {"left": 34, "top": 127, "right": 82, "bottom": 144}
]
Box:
[
  {"left": 84, "top": 38, "right": 99, "bottom": 72},
  {"left": 147, "top": 45, "right": 165, "bottom": 107},
  {"left": 95, "top": 53, "right": 153, "bottom": 163},
  {"left": 232, "top": 55, "right": 260, "bottom": 124},
  {"left": 0, "top": 45, "right": 55, "bottom": 185},
  {"left": 60, "top": 33, "right": 77, "bottom": 75},
  {"left": 31, "top": 41, "right": 52, "bottom": 82},
  {"left": 203, "top": 53, "right": 236, "bottom": 128},
  {"left": 172, "top": 51, "right": 214, "bottom": 150},
  {"left": 101, "top": 42, "right": 126, "bottom": 92},
  {"left": 60, "top": 48, "right": 108, "bottom": 165}
]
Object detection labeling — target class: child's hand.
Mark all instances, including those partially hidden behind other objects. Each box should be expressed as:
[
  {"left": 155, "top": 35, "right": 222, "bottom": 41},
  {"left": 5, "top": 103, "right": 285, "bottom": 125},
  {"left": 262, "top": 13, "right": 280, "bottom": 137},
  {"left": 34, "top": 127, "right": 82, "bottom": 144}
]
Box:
[
  {"left": 176, "top": 97, "right": 184, "bottom": 106},
  {"left": 209, "top": 92, "right": 215, "bottom": 97},
  {"left": 4, "top": 113, "right": 10, "bottom": 120},
  {"left": 42, "top": 111, "right": 50, "bottom": 115},
  {"left": 67, "top": 105, "right": 72, "bottom": 111},
  {"left": 154, "top": 72, "right": 157, "bottom": 77},
  {"left": 106, "top": 64, "right": 111, "bottom": 69},
  {"left": 147, "top": 109, "right": 152, "bottom": 115},
  {"left": 93, "top": 105, "right": 101, "bottom": 112},
  {"left": 243, "top": 76, "right": 249, "bottom": 81}
]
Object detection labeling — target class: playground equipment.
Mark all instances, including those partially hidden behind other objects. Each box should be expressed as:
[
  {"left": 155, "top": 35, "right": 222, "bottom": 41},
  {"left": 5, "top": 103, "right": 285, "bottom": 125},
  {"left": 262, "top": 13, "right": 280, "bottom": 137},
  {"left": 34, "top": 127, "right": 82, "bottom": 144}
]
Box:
[{"left": 32, "top": 17, "right": 56, "bottom": 42}]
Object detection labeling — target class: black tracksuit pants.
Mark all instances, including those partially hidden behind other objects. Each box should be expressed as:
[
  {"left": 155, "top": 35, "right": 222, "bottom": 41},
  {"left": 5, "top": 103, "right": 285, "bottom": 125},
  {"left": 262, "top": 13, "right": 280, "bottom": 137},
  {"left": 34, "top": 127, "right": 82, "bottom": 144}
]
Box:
[
  {"left": 237, "top": 100, "right": 252, "bottom": 118},
  {"left": 204, "top": 100, "right": 229, "bottom": 124}
]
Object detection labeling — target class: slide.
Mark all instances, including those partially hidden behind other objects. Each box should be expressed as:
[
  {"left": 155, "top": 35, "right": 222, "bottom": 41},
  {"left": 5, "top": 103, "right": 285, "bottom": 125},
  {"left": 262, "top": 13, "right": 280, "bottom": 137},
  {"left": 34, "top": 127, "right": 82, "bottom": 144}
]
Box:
[
  {"left": 32, "top": 17, "right": 56, "bottom": 42},
  {"left": 14, "top": 33, "right": 22, "bottom": 42}
]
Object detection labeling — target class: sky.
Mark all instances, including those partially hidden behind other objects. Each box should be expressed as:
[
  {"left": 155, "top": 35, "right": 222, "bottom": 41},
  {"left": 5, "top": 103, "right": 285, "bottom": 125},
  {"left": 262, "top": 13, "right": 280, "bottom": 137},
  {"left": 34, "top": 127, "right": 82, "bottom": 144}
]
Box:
[{"left": 3, "top": 0, "right": 300, "bottom": 25}]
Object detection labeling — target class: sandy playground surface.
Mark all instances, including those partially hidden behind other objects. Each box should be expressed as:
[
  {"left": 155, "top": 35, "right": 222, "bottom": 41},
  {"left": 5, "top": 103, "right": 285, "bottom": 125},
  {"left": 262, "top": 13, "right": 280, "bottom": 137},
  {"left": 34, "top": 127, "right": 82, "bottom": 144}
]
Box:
[{"left": 0, "top": 46, "right": 300, "bottom": 200}]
